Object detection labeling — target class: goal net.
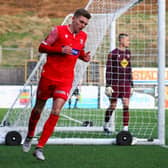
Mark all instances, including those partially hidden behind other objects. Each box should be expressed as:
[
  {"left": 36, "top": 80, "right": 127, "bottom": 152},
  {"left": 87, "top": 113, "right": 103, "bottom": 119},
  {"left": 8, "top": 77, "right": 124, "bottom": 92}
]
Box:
[{"left": 0, "top": 0, "right": 165, "bottom": 145}]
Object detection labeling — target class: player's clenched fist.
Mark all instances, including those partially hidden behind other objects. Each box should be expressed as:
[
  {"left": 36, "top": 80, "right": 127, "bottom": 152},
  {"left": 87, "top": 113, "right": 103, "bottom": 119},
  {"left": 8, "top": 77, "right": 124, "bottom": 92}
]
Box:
[{"left": 105, "top": 86, "right": 113, "bottom": 97}]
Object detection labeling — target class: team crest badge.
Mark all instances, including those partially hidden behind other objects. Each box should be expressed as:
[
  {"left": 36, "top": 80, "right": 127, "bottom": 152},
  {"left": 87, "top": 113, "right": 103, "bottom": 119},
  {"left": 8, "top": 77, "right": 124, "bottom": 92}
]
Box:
[{"left": 120, "top": 58, "right": 128, "bottom": 68}]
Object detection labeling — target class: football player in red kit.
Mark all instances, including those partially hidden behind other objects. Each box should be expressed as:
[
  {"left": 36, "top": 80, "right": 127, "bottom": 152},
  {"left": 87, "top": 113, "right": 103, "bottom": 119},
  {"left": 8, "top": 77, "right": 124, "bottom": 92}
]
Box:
[
  {"left": 22, "top": 8, "right": 91, "bottom": 160},
  {"left": 104, "top": 33, "right": 134, "bottom": 135}
]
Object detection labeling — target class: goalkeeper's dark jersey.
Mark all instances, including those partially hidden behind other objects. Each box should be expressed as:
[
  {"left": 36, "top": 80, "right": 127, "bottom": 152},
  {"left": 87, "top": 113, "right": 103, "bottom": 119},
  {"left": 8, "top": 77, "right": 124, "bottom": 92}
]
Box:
[{"left": 106, "top": 48, "right": 133, "bottom": 87}]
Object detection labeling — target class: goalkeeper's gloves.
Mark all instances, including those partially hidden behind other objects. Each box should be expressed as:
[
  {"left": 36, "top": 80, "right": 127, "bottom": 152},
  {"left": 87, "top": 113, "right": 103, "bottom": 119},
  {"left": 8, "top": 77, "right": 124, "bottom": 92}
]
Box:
[{"left": 105, "top": 86, "right": 113, "bottom": 97}]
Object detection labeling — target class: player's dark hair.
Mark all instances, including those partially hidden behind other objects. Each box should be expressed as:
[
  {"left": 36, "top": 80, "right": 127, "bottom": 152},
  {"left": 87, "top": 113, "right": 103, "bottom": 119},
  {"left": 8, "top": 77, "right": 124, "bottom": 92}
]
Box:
[
  {"left": 74, "top": 8, "right": 91, "bottom": 19},
  {"left": 119, "top": 33, "right": 128, "bottom": 41}
]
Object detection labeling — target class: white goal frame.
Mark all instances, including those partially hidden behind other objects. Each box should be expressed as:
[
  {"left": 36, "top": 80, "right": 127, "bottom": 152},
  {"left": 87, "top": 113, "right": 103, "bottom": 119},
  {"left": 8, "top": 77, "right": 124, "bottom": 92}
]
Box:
[{"left": 0, "top": 0, "right": 166, "bottom": 146}]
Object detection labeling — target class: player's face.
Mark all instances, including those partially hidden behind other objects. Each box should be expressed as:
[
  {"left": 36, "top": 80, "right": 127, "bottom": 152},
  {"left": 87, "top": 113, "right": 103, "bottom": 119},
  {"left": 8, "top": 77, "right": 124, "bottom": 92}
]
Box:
[
  {"left": 72, "top": 16, "right": 89, "bottom": 33},
  {"left": 122, "top": 36, "right": 130, "bottom": 48}
]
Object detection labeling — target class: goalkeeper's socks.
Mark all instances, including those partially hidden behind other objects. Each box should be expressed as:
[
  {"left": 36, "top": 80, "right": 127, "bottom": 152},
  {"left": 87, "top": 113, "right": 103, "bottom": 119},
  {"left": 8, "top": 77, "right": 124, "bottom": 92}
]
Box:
[
  {"left": 123, "top": 108, "right": 129, "bottom": 126},
  {"left": 37, "top": 113, "right": 59, "bottom": 148},
  {"left": 27, "top": 109, "right": 41, "bottom": 137}
]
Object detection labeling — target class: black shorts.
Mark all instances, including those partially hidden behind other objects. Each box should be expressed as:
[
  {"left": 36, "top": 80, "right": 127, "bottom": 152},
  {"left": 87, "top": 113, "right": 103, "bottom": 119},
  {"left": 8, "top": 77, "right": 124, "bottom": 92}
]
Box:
[{"left": 72, "top": 88, "right": 79, "bottom": 96}]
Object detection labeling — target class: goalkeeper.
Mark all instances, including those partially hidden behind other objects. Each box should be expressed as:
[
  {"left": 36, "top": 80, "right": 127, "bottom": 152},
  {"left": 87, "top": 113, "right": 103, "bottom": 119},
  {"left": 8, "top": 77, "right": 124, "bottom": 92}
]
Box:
[
  {"left": 103, "top": 33, "right": 134, "bottom": 134},
  {"left": 22, "top": 8, "right": 91, "bottom": 160}
]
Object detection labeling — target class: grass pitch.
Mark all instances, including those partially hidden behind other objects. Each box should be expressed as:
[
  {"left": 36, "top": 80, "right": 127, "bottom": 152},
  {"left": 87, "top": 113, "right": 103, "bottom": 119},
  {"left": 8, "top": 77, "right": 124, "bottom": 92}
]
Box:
[
  {"left": 0, "top": 108, "right": 168, "bottom": 168},
  {"left": 0, "top": 145, "right": 168, "bottom": 168}
]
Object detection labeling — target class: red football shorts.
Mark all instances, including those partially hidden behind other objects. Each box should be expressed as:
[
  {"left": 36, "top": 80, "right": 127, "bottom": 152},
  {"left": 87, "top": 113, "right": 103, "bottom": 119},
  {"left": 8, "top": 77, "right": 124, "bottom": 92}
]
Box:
[{"left": 36, "top": 77, "right": 72, "bottom": 101}]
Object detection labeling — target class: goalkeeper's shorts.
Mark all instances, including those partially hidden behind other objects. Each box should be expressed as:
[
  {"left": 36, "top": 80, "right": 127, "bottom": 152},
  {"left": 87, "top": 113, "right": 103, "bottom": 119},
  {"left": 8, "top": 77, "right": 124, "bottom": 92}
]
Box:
[
  {"left": 112, "top": 84, "right": 131, "bottom": 98},
  {"left": 36, "top": 77, "right": 71, "bottom": 101}
]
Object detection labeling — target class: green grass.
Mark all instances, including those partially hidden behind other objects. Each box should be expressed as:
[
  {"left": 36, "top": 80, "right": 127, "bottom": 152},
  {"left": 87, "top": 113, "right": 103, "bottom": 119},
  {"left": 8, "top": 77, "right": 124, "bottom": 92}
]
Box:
[
  {"left": 0, "top": 108, "right": 7, "bottom": 121},
  {"left": 0, "top": 12, "right": 167, "bottom": 67},
  {"left": 0, "top": 108, "right": 165, "bottom": 139},
  {"left": 0, "top": 15, "right": 64, "bottom": 67},
  {"left": 1, "top": 108, "right": 159, "bottom": 139},
  {"left": 0, "top": 108, "right": 168, "bottom": 167},
  {"left": 0, "top": 32, "right": 30, "bottom": 44},
  {"left": 0, "top": 145, "right": 168, "bottom": 168}
]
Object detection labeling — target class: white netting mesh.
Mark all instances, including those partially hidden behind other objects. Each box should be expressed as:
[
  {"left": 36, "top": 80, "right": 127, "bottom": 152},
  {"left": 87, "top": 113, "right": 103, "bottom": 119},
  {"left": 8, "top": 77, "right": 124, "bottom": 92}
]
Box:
[{"left": 1, "top": 0, "right": 162, "bottom": 144}]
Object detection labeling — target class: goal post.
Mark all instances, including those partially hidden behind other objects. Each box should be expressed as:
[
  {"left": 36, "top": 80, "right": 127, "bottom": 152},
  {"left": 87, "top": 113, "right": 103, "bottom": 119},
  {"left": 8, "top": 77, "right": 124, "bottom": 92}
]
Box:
[
  {"left": 0, "top": 0, "right": 166, "bottom": 146},
  {"left": 157, "top": 0, "right": 166, "bottom": 145}
]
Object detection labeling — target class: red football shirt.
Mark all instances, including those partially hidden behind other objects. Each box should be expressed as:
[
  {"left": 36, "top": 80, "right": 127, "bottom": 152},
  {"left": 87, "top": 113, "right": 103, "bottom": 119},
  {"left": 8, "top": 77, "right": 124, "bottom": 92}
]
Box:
[{"left": 39, "top": 25, "right": 87, "bottom": 84}]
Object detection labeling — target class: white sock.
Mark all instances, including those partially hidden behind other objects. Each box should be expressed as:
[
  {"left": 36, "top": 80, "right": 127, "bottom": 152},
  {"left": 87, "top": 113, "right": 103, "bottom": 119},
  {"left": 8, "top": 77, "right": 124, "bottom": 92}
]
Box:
[
  {"left": 123, "top": 126, "right": 128, "bottom": 131},
  {"left": 103, "top": 122, "right": 109, "bottom": 128}
]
